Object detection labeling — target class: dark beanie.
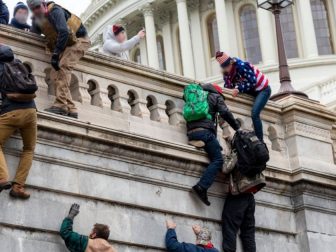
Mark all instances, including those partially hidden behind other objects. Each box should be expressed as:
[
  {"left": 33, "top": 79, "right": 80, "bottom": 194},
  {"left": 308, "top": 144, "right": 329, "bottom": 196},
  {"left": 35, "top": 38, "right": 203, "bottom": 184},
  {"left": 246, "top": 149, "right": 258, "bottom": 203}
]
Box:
[
  {"left": 112, "top": 24, "right": 125, "bottom": 36},
  {"left": 14, "top": 2, "right": 29, "bottom": 16}
]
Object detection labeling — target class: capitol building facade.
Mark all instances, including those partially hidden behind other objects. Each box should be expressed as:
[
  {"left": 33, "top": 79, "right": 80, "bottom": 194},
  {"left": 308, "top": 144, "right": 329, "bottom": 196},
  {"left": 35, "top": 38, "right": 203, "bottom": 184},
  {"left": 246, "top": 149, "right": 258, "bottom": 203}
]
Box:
[{"left": 82, "top": 0, "right": 336, "bottom": 109}]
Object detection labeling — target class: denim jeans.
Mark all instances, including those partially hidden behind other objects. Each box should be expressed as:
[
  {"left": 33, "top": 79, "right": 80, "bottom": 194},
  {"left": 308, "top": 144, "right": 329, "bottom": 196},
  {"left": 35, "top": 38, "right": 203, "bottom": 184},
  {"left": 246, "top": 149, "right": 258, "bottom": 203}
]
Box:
[
  {"left": 251, "top": 86, "right": 271, "bottom": 141},
  {"left": 188, "top": 129, "right": 223, "bottom": 190},
  {"left": 222, "top": 193, "right": 256, "bottom": 252}
]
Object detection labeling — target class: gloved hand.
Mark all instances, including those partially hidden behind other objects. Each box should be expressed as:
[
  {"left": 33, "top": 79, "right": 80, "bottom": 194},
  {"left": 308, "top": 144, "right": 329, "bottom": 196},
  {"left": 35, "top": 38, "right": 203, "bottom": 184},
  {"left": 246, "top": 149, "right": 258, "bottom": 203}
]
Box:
[
  {"left": 67, "top": 203, "right": 80, "bottom": 220},
  {"left": 51, "top": 53, "right": 60, "bottom": 71}
]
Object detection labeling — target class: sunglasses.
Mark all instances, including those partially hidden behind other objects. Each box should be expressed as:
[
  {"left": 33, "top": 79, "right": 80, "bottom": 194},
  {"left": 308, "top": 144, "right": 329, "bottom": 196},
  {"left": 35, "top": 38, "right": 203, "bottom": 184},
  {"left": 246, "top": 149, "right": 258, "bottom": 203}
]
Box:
[{"left": 31, "top": 5, "right": 42, "bottom": 11}]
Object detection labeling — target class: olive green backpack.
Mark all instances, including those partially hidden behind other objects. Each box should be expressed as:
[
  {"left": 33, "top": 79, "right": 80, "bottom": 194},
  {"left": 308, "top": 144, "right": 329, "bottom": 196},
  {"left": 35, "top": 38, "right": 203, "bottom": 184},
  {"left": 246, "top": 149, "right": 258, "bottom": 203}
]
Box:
[{"left": 182, "top": 84, "right": 212, "bottom": 122}]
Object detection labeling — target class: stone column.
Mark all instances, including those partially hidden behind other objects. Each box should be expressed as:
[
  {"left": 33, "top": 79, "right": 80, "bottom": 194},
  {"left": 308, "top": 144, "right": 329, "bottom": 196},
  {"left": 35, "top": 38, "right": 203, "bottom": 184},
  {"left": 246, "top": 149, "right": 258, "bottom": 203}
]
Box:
[
  {"left": 160, "top": 12, "right": 175, "bottom": 73},
  {"left": 189, "top": 0, "right": 207, "bottom": 79},
  {"left": 214, "top": 0, "right": 230, "bottom": 52},
  {"left": 141, "top": 4, "right": 160, "bottom": 69},
  {"left": 139, "top": 39, "right": 148, "bottom": 66},
  {"left": 176, "top": 0, "right": 195, "bottom": 79},
  {"left": 225, "top": 0, "right": 238, "bottom": 55},
  {"left": 296, "top": 0, "right": 318, "bottom": 58},
  {"left": 257, "top": 9, "right": 278, "bottom": 65}
]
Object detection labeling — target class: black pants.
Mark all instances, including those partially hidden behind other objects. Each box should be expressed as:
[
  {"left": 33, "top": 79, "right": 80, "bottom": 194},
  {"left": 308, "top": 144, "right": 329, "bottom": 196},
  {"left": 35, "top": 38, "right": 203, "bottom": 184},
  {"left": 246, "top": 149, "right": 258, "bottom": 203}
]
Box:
[{"left": 222, "top": 193, "right": 256, "bottom": 252}]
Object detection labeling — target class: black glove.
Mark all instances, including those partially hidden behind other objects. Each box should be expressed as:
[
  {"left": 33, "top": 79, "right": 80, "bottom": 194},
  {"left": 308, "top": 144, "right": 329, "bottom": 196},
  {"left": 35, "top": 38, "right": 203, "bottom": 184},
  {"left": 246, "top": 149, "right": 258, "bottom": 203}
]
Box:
[
  {"left": 51, "top": 53, "right": 60, "bottom": 71},
  {"left": 67, "top": 203, "right": 80, "bottom": 220}
]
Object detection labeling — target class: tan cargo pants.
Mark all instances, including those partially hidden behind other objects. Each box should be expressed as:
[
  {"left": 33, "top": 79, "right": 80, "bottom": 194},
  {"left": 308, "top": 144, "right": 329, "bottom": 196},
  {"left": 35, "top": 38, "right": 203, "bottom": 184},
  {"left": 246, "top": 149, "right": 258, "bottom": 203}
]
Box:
[
  {"left": 0, "top": 109, "right": 37, "bottom": 185},
  {"left": 50, "top": 37, "right": 91, "bottom": 113}
]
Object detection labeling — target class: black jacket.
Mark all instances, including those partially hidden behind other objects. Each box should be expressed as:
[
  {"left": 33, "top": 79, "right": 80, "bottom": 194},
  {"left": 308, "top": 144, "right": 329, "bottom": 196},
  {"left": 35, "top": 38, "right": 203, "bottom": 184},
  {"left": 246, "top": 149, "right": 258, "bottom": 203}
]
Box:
[
  {"left": 0, "top": 45, "right": 36, "bottom": 115},
  {"left": 10, "top": 18, "right": 31, "bottom": 31},
  {"left": 31, "top": 2, "right": 87, "bottom": 55},
  {"left": 187, "top": 84, "right": 240, "bottom": 133},
  {"left": 0, "top": 0, "right": 9, "bottom": 25}
]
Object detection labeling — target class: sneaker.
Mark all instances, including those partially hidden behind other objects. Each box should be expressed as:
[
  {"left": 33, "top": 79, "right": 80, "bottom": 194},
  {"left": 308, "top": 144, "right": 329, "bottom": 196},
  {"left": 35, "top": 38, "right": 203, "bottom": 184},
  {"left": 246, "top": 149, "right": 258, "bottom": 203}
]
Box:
[
  {"left": 9, "top": 184, "right": 30, "bottom": 200},
  {"left": 68, "top": 112, "right": 78, "bottom": 119},
  {"left": 192, "top": 185, "right": 211, "bottom": 206},
  {"left": 45, "top": 106, "right": 68, "bottom": 116},
  {"left": 0, "top": 181, "right": 12, "bottom": 193}
]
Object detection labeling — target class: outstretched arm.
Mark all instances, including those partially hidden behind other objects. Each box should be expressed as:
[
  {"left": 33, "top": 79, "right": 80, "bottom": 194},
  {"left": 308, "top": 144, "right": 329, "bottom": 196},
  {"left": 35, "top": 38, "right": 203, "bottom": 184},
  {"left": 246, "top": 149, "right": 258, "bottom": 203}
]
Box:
[
  {"left": 103, "top": 35, "right": 140, "bottom": 54},
  {"left": 166, "top": 229, "right": 184, "bottom": 252},
  {"left": 216, "top": 96, "right": 240, "bottom": 131},
  {"left": 60, "top": 204, "right": 88, "bottom": 252}
]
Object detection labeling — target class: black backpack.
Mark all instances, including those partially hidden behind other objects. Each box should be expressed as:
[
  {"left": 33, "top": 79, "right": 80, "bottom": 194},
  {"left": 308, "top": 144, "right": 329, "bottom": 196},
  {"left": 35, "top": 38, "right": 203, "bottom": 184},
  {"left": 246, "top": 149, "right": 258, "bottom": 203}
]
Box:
[
  {"left": 232, "top": 130, "right": 269, "bottom": 177},
  {"left": 1, "top": 59, "right": 38, "bottom": 102}
]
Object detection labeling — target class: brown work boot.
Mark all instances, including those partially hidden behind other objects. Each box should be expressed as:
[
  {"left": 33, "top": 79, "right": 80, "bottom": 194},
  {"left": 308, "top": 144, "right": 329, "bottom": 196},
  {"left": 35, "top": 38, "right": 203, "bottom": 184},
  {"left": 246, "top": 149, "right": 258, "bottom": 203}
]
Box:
[
  {"left": 0, "top": 180, "right": 12, "bottom": 193},
  {"left": 10, "top": 183, "right": 30, "bottom": 200}
]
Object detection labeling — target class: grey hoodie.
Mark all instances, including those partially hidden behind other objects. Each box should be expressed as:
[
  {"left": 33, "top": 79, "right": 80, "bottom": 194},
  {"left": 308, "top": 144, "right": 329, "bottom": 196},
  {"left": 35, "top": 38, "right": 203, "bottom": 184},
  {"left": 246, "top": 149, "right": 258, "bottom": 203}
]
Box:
[{"left": 103, "top": 25, "right": 141, "bottom": 60}]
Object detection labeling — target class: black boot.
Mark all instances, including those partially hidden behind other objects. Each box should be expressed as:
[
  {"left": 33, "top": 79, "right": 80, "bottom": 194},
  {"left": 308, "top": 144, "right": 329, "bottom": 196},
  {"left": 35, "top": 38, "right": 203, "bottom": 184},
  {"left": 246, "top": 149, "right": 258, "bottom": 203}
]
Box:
[
  {"left": 0, "top": 181, "right": 12, "bottom": 193},
  {"left": 68, "top": 112, "right": 78, "bottom": 119},
  {"left": 45, "top": 106, "right": 68, "bottom": 116},
  {"left": 192, "top": 185, "right": 211, "bottom": 206}
]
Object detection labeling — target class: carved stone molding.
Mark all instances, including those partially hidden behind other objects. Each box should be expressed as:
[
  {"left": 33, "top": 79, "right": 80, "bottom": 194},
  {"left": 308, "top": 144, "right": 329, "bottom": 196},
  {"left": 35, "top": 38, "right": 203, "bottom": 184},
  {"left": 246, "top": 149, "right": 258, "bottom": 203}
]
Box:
[
  {"left": 285, "top": 122, "right": 331, "bottom": 142},
  {"left": 140, "top": 3, "right": 154, "bottom": 17}
]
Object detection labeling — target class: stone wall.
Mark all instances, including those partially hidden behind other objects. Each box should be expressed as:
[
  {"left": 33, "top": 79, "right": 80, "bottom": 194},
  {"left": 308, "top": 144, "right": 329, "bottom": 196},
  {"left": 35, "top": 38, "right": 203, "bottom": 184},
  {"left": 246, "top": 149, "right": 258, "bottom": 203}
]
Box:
[{"left": 0, "top": 26, "right": 336, "bottom": 252}]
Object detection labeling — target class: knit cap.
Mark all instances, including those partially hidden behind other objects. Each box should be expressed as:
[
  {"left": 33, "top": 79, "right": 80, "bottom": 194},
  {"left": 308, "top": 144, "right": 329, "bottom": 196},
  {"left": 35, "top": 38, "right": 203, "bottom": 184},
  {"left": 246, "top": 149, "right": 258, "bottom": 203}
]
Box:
[
  {"left": 216, "top": 51, "right": 232, "bottom": 68},
  {"left": 26, "top": 0, "right": 44, "bottom": 9},
  {"left": 112, "top": 24, "right": 125, "bottom": 36},
  {"left": 14, "top": 2, "right": 28, "bottom": 16}
]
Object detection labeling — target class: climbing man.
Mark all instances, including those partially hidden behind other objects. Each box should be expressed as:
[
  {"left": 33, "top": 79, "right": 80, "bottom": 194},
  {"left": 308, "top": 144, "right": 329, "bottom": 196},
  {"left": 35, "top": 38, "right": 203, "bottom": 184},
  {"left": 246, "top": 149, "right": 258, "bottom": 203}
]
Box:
[
  {"left": 27, "top": 0, "right": 91, "bottom": 119},
  {"left": 60, "top": 203, "right": 117, "bottom": 252},
  {"left": 165, "top": 220, "right": 219, "bottom": 252},
  {"left": 184, "top": 83, "right": 241, "bottom": 206}
]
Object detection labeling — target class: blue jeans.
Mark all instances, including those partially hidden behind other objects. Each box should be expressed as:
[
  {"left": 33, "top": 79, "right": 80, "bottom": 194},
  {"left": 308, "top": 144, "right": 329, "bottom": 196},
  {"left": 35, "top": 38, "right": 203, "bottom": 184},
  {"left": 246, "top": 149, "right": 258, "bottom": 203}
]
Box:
[
  {"left": 251, "top": 86, "right": 271, "bottom": 141},
  {"left": 188, "top": 129, "right": 223, "bottom": 190}
]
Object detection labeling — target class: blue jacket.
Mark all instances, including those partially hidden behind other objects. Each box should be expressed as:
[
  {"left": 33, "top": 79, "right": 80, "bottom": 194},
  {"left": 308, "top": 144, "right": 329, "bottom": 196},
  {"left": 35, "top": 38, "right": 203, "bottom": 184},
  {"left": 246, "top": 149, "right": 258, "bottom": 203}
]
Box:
[
  {"left": 165, "top": 229, "right": 219, "bottom": 252},
  {"left": 0, "top": 1, "right": 9, "bottom": 25}
]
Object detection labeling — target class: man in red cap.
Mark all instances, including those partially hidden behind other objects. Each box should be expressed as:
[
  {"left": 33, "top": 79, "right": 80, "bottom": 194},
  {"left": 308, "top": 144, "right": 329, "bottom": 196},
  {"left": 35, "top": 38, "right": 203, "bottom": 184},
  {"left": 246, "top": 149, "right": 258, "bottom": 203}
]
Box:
[
  {"left": 103, "top": 24, "right": 145, "bottom": 60},
  {"left": 216, "top": 52, "right": 271, "bottom": 142}
]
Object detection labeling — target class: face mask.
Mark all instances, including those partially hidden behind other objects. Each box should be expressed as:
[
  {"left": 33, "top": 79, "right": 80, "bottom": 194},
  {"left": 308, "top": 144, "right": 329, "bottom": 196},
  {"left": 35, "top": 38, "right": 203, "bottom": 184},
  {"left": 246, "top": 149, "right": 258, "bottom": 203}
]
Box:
[{"left": 15, "top": 13, "right": 28, "bottom": 24}]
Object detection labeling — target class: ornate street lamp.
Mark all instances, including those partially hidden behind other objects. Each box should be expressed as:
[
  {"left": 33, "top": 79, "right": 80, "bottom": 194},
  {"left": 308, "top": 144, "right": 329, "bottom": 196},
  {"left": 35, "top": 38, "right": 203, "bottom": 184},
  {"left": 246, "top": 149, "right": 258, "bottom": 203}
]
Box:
[{"left": 256, "top": 0, "right": 308, "bottom": 100}]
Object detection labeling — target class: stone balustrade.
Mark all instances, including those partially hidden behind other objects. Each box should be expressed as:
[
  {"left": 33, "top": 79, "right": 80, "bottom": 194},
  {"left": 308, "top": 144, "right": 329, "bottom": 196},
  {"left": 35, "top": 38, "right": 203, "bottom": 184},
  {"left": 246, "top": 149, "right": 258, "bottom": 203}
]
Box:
[{"left": 1, "top": 25, "right": 336, "bottom": 252}]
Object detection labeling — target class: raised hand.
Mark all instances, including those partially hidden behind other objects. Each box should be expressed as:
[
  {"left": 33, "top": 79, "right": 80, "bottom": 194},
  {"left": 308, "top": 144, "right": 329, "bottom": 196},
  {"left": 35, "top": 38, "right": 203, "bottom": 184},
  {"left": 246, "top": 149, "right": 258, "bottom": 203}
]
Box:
[{"left": 67, "top": 203, "right": 80, "bottom": 220}]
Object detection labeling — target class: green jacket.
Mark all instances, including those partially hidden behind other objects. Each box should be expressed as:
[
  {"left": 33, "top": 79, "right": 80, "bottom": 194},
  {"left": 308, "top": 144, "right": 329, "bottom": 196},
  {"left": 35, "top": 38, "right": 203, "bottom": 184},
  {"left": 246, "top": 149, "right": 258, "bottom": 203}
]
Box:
[{"left": 60, "top": 217, "right": 89, "bottom": 252}]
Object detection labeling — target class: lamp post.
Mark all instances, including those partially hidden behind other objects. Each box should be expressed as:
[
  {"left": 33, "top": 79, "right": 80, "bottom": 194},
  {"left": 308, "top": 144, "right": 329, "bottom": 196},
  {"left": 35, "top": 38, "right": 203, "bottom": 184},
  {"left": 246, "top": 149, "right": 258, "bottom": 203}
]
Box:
[{"left": 256, "top": 0, "right": 308, "bottom": 100}]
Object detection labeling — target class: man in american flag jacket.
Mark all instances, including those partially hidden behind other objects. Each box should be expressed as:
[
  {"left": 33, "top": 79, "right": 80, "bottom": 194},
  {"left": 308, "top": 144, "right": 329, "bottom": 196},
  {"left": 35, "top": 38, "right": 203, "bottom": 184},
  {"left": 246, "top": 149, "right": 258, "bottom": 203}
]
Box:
[{"left": 216, "top": 51, "right": 272, "bottom": 142}]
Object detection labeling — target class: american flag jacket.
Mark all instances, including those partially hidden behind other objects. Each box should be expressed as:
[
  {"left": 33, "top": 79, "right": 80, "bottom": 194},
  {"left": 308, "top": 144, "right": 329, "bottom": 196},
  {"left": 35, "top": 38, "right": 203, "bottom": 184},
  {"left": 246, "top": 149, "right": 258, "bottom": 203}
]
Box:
[{"left": 223, "top": 58, "right": 269, "bottom": 94}]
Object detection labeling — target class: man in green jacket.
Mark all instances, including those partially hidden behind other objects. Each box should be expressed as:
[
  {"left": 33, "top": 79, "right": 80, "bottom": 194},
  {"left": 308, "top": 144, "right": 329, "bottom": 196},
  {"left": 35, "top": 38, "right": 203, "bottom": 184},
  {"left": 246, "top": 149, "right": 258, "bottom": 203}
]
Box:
[{"left": 60, "top": 203, "right": 117, "bottom": 252}]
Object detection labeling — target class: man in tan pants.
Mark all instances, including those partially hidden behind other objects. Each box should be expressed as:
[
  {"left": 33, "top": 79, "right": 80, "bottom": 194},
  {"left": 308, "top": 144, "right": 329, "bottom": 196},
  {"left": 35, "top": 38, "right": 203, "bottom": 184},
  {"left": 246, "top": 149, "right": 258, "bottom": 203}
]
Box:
[
  {"left": 0, "top": 45, "right": 37, "bottom": 199},
  {"left": 28, "top": 0, "right": 91, "bottom": 119}
]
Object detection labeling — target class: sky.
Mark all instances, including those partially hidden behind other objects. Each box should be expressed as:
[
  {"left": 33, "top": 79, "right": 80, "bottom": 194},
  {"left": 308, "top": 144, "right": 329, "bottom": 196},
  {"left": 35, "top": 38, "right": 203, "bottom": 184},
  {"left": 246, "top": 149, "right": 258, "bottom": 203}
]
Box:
[{"left": 6, "top": 0, "right": 92, "bottom": 18}]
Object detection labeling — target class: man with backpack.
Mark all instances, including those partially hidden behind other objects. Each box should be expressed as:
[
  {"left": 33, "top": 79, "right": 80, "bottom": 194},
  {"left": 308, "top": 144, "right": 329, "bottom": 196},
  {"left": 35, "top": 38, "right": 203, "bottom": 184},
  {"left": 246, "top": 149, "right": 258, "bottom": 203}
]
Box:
[
  {"left": 0, "top": 44, "right": 38, "bottom": 199},
  {"left": 27, "top": 0, "right": 91, "bottom": 119},
  {"left": 183, "top": 83, "right": 240, "bottom": 206},
  {"left": 60, "top": 203, "right": 117, "bottom": 252},
  {"left": 165, "top": 220, "right": 219, "bottom": 252}
]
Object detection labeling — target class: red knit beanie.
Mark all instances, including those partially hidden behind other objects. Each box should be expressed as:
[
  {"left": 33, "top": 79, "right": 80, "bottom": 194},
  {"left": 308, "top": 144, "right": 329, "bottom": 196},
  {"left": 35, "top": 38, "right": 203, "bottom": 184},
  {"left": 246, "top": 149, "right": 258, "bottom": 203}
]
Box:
[{"left": 112, "top": 24, "right": 125, "bottom": 36}]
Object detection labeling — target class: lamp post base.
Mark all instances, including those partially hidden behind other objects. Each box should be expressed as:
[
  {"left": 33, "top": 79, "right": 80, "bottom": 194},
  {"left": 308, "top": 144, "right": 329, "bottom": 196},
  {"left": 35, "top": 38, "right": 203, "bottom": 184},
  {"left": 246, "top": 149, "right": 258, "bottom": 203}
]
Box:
[{"left": 271, "top": 90, "right": 309, "bottom": 101}]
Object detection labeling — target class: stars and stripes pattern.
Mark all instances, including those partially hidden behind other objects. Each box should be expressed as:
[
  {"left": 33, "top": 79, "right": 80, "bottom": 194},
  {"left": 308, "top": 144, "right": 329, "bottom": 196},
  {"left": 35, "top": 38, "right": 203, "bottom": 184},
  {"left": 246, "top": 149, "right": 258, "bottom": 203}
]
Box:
[{"left": 249, "top": 64, "right": 269, "bottom": 91}]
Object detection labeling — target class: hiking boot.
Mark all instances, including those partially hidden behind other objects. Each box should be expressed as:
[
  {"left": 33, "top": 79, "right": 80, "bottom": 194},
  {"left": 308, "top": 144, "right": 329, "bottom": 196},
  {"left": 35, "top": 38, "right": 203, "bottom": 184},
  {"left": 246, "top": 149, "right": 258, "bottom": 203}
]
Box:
[
  {"left": 192, "top": 185, "right": 210, "bottom": 206},
  {"left": 0, "top": 180, "right": 12, "bottom": 193},
  {"left": 45, "top": 106, "right": 68, "bottom": 116},
  {"left": 68, "top": 111, "right": 78, "bottom": 119},
  {"left": 188, "top": 140, "right": 205, "bottom": 148},
  {"left": 9, "top": 184, "right": 30, "bottom": 200}
]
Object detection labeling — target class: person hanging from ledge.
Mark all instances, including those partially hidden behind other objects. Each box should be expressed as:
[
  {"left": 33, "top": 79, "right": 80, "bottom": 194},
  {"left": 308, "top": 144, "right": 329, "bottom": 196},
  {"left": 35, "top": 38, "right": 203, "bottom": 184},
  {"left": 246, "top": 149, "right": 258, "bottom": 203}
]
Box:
[
  {"left": 60, "top": 203, "right": 117, "bottom": 252},
  {"left": 216, "top": 52, "right": 271, "bottom": 142},
  {"left": 27, "top": 0, "right": 91, "bottom": 119},
  {"left": 165, "top": 220, "right": 219, "bottom": 252},
  {"left": 0, "top": 44, "right": 38, "bottom": 199},
  {"left": 103, "top": 24, "right": 146, "bottom": 60},
  {"left": 184, "top": 83, "right": 241, "bottom": 206},
  {"left": 10, "top": 2, "right": 31, "bottom": 31},
  {"left": 0, "top": 0, "right": 9, "bottom": 25}
]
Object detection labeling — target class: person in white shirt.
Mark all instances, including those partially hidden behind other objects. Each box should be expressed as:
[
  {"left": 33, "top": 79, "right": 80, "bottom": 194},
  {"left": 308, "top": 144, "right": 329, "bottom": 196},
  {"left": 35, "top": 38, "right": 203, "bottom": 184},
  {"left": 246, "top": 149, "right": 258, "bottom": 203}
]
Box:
[{"left": 103, "top": 24, "right": 145, "bottom": 60}]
